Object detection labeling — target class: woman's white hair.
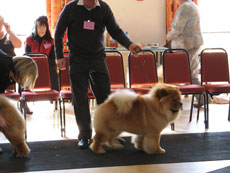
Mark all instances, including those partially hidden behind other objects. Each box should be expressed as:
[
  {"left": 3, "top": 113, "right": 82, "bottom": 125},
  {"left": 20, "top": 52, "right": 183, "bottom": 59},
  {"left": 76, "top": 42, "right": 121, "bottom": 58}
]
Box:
[{"left": 13, "top": 56, "right": 38, "bottom": 91}]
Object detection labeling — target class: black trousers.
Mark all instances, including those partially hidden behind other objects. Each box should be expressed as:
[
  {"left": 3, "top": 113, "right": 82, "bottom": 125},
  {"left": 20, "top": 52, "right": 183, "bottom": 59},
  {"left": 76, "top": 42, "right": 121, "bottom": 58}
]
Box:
[{"left": 69, "top": 57, "right": 111, "bottom": 140}]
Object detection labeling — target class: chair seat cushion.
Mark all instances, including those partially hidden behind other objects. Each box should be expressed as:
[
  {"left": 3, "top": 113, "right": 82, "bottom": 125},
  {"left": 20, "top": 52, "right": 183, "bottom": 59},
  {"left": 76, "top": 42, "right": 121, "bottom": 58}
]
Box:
[
  {"left": 88, "top": 89, "right": 95, "bottom": 99},
  {"left": 204, "top": 84, "right": 230, "bottom": 93},
  {"left": 110, "top": 88, "right": 131, "bottom": 93},
  {"left": 22, "top": 90, "right": 59, "bottom": 101},
  {"left": 3, "top": 92, "right": 20, "bottom": 100},
  {"left": 60, "top": 90, "right": 72, "bottom": 99},
  {"left": 132, "top": 87, "right": 151, "bottom": 94},
  {"left": 178, "top": 85, "right": 206, "bottom": 94}
]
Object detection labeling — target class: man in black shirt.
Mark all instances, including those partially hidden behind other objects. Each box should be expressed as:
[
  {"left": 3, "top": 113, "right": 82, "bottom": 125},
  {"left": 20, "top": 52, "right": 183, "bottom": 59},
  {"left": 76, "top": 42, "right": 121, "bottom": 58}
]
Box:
[{"left": 55, "top": 0, "right": 141, "bottom": 149}]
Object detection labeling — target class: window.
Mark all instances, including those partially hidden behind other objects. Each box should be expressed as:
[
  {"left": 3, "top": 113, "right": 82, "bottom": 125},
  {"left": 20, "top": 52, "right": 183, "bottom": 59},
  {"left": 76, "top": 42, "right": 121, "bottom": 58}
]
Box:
[
  {"left": 0, "top": 0, "right": 46, "bottom": 55},
  {"left": 199, "top": 0, "right": 230, "bottom": 52}
]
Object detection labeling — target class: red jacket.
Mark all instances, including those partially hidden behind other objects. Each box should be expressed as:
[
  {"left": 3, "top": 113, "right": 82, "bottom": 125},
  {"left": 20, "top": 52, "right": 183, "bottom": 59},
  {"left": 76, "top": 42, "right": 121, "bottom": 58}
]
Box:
[{"left": 25, "top": 37, "right": 54, "bottom": 56}]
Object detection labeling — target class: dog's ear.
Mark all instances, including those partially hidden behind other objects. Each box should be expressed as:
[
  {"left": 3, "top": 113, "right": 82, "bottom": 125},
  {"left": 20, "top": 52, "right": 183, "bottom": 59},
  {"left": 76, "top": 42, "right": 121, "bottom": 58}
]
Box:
[{"left": 156, "top": 88, "right": 168, "bottom": 99}]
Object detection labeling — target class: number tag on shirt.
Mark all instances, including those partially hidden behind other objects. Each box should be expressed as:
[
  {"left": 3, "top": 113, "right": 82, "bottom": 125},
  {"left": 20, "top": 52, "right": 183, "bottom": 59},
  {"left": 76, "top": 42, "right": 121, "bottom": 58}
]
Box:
[
  {"left": 83, "top": 20, "right": 95, "bottom": 30},
  {"left": 44, "top": 43, "right": 51, "bottom": 49}
]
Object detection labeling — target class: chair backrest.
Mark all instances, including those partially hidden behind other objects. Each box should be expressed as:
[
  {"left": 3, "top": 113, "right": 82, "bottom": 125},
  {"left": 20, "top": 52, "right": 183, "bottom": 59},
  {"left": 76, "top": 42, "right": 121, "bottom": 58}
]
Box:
[
  {"left": 24, "top": 52, "right": 49, "bottom": 57},
  {"left": 162, "top": 49, "right": 191, "bottom": 84},
  {"left": 32, "top": 56, "right": 52, "bottom": 90},
  {"left": 59, "top": 52, "right": 71, "bottom": 90},
  {"left": 3, "top": 84, "right": 20, "bottom": 100},
  {"left": 200, "top": 48, "right": 229, "bottom": 83},
  {"left": 5, "top": 84, "right": 16, "bottom": 92},
  {"left": 128, "top": 50, "right": 157, "bottom": 88},
  {"left": 105, "top": 51, "right": 126, "bottom": 88}
]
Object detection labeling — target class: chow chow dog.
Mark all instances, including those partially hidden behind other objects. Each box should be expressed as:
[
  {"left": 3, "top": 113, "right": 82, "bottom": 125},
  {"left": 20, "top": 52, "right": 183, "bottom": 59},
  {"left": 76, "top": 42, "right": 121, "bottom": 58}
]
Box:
[
  {"left": 90, "top": 84, "right": 182, "bottom": 154},
  {"left": 0, "top": 95, "right": 30, "bottom": 157}
]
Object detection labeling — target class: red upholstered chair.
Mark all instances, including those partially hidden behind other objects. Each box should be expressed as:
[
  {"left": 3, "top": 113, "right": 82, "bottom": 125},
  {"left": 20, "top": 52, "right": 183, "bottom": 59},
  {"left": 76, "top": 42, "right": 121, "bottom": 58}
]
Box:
[
  {"left": 21, "top": 53, "right": 60, "bottom": 138},
  {"left": 105, "top": 51, "right": 126, "bottom": 92},
  {"left": 162, "top": 49, "right": 207, "bottom": 128},
  {"left": 200, "top": 48, "right": 230, "bottom": 123},
  {"left": 3, "top": 84, "right": 20, "bottom": 101},
  {"left": 128, "top": 50, "right": 158, "bottom": 94},
  {"left": 3, "top": 84, "right": 21, "bottom": 112}
]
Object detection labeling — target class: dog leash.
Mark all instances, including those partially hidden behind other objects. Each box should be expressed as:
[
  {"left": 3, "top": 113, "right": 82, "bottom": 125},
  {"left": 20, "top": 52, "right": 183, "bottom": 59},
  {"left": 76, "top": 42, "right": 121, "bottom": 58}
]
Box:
[{"left": 133, "top": 51, "right": 153, "bottom": 85}]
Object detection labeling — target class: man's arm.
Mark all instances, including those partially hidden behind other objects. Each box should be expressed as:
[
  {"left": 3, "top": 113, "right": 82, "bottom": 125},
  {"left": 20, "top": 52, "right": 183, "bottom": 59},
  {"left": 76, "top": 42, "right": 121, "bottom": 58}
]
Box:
[
  {"left": 4, "top": 23, "right": 22, "bottom": 48},
  {"left": 54, "top": 4, "right": 71, "bottom": 70},
  {"left": 54, "top": 4, "right": 70, "bottom": 60}
]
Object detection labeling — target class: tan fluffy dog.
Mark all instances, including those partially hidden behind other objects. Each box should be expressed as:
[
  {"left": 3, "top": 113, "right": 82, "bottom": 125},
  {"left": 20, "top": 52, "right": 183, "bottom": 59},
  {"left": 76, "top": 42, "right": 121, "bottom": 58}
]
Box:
[
  {"left": 0, "top": 95, "right": 30, "bottom": 157},
  {"left": 90, "top": 84, "right": 182, "bottom": 154}
]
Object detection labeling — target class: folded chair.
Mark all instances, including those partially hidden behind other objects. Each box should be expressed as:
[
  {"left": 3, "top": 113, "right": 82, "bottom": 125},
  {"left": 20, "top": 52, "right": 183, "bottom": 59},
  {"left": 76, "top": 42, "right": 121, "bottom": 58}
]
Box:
[
  {"left": 128, "top": 50, "right": 158, "bottom": 94},
  {"left": 21, "top": 53, "right": 61, "bottom": 138},
  {"left": 105, "top": 50, "right": 126, "bottom": 92},
  {"left": 200, "top": 48, "right": 230, "bottom": 125},
  {"left": 162, "top": 49, "right": 207, "bottom": 129}
]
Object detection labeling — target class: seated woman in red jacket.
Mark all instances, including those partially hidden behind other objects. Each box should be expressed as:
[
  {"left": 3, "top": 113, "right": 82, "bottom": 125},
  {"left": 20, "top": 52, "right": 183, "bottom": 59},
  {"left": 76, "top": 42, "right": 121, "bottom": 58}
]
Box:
[{"left": 25, "top": 16, "right": 59, "bottom": 91}]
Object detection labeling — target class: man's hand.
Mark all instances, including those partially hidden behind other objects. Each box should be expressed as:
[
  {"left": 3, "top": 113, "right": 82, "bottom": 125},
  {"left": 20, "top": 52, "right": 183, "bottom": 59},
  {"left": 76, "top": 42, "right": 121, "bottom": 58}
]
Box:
[
  {"left": 128, "top": 43, "right": 142, "bottom": 56},
  {"left": 56, "top": 58, "right": 66, "bottom": 70}
]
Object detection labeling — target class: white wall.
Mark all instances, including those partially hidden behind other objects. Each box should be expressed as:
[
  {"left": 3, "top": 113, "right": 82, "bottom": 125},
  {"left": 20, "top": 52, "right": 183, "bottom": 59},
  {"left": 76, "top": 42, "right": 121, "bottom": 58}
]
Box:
[{"left": 105, "top": 0, "right": 166, "bottom": 46}]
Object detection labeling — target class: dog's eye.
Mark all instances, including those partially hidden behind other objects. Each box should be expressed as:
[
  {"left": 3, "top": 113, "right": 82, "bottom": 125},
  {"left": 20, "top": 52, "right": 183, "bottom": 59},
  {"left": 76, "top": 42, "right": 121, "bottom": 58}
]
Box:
[{"left": 171, "top": 109, "right": 179, "bottom": 113}]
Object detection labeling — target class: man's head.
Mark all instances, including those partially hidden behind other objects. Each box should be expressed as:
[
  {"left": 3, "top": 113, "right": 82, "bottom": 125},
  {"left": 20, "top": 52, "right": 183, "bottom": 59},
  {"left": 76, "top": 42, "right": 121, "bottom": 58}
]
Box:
[{"left": 83, "top": 0, "right": 97, "bottom": 9}]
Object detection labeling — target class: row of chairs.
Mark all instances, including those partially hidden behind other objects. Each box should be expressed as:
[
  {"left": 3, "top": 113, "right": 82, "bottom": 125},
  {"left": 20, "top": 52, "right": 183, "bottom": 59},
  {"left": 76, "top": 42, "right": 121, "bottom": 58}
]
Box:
[
  {"left": 3, "top": 48, "right": 229, "bottom": 138},
  {"left": 104, "top": 48, "right": 230, "bottom": 130}
]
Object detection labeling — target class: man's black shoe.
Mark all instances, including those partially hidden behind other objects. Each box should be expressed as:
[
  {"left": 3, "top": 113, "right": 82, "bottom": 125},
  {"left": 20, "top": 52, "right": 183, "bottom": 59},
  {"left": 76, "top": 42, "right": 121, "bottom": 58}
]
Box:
[{"left": 78, "top": 138, "right": 91, "bottom": 149}]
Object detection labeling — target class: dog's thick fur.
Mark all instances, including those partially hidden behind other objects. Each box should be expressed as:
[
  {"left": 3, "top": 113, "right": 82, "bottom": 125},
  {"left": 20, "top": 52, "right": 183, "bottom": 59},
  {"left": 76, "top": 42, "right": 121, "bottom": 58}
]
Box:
[
  {"left": 90, "top": 84, "right": 182, "bottom": 154},
  {"left": 0, "top": 95, "right": 30, "bottom": 157}
]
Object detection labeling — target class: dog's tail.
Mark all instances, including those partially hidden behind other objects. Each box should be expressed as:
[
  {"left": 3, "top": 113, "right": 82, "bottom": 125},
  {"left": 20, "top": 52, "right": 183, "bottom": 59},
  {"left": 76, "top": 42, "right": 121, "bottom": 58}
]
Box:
[{"left": 107, "top": 89, "right": 138, "bottom": 115}]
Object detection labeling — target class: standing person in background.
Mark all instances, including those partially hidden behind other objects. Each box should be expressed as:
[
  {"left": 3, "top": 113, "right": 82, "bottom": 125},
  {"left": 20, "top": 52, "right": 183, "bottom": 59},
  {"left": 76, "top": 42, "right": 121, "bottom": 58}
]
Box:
[
  {"left": 25, "top": 16, "right": 59, "bottom": 91},
  {"left": 55, "top": 0, "right": 142, "bottom": 149},
  {"left": 167, "top": 0, "right": 208, "bottom": 106},
  {"left": 0, "top": 15, "right": 22, "bottom": 56}
]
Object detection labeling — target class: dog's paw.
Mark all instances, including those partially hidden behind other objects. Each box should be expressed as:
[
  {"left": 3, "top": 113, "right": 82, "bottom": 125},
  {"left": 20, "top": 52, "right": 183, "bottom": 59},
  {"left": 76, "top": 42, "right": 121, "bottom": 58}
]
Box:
[
  {"left": 134, "top": 143, "right": 143, "bottom": 150},
  {"left": 13, "top": 152, "right": 27, "bottom": 158},
  {"left": 89, "top": 143, "right": 106, "bottom": 154},
  {"left": 144, "top": 147, "right": 166, "bottom": 155},
  {"left": 156, "top": 147, "right": 165, "bottom": 154},
  {"left": 90, "top": 147, "right": 106, "bottom": 154},
  {"left": 106, "top": 138, "right": 124, "bottom": 149}
]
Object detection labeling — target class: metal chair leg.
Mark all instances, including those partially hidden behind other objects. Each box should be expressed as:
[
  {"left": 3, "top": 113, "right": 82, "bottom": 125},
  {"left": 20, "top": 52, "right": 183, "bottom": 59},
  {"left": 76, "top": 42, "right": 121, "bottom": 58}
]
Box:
[
  {"left": 205, "top": 92, "right": 209, "bottom": 129},
  {"left": 59, "top": 99, "right": 64, "bottom": 137},
  {"left": 196, "top": 94, "right": 201, "bottom": 121},
  {"left": 170, "top": 123, "right": 175, "bottom": 131},
  {"left": 20, "top": 98, "right": 27, "bottom": 140},
  {"left": 189, "top": 95, "right": 195, "bottom": 122},
  {"left": 62, "top": 99, "right": 66, "bottom": 137},
  {"left": 228, "top": 100, "right": 230, "bottom": 121}
]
